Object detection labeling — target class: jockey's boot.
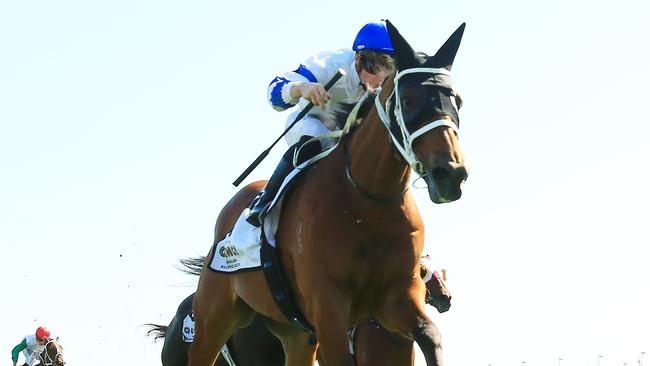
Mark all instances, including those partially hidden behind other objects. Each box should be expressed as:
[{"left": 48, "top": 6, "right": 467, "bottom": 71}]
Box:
[
  {"left": 246, "top": 135, "right": 320, "bottom": 227},
  {"left": 246, "top": 155, "right": 293, "bottom": 227}
]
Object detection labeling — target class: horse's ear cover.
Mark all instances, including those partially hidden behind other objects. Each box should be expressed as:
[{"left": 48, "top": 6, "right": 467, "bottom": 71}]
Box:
[
  {"left": 425, "top": 23, "right": 466, "bottom": 71},
  {"left": 385, "top": 19, "right": 419, "bottom": 71},
  {"left": 385, "top": 20, "right": 465, "bottom": 72}
]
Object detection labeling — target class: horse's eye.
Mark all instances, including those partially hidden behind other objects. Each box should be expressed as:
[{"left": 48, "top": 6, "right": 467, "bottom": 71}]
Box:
[{"left": 401, "top": 92, "right": 418, "bottom": 109}]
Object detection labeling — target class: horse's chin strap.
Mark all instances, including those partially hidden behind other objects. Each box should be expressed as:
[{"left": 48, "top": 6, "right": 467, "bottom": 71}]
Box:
[{"left": 375, "top": 67, "right": 460, "bottom": 176}]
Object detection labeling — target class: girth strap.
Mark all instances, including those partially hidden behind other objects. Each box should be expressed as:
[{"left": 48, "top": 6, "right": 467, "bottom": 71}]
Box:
[{"left": 259, "top": 232, "right": 315, "bottom": 336}]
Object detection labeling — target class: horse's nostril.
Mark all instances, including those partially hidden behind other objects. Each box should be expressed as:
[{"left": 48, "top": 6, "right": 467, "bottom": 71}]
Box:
[
  {"left": 432, "top": 167, "right": 451, "bottom": 183},
  {"left": 457, "top": 166, "right": 469, "bottom": 182}
]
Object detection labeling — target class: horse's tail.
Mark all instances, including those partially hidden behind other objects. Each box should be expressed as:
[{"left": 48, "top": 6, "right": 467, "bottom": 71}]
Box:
[
  {"left": 143, "top": 323, "right": 168, "bottom": 341},
  {"left": 175, "top": 256, "right": 206, "bottom": 276}
]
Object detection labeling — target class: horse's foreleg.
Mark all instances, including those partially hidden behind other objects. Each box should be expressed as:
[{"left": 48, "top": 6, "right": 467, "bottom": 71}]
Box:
[
  {"left": 267, "top": 319, "right": 317, "bottom": 366},
  {"left": 283, "top": 333, "right": 318, "bottom": 366},
  {"left": 411, "top": 317, "right": 443, "bottom": 366},
  {"left": 380, "top": 282, "right": 444, "bottom": 366},
  {"left": 387, "top": 311, "right": 443, "bottom": 366},
  {"left": 307, "top": 288, "right": 356, "bottom": 366},
  {"left": 353, "top": 319, "right": 415, "bottom": 366}
]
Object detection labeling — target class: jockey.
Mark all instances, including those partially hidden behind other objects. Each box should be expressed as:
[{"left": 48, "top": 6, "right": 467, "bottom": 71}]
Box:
[
  {"left": 247, "top": 20, "right": 396, "bottom": 226},
  {"left": 11, "top": 326, "right": 50, "bottom": 366}
]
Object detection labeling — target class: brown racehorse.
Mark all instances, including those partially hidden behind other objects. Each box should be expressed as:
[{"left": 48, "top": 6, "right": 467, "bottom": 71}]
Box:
[
  {"left": 37, "top": 338, "right": 66, "bottom": 366},
  {"left": 189, "top": 20, "right": 468, "bottom": 366}
]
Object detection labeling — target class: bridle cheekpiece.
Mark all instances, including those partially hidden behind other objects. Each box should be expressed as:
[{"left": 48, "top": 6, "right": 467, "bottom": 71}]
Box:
[{"left": 375, "top": 67, "right": 460, "bottom": 176}]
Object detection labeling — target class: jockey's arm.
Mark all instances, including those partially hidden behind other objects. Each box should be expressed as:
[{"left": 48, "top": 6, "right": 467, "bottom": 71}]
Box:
[
  {"left": 11, "top": 338, "right": 27, "bottom": 365},
  {"left": 267, "top": 51, "right": 338, "bottom": 112},
  {"left": 268, "top": 73, "right": 325, "bottom": 112},
  {"left": 289, "top": 82, "right": 329, "bottom": 110}
]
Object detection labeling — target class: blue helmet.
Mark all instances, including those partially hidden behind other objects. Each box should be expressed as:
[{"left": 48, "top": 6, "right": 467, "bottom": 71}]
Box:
[{"left": 352, "top": 20, "right": 394, "bottom": 54}]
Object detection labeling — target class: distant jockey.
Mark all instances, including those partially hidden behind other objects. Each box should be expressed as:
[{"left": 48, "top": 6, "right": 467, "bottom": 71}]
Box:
[{"left": 11, "top": 326, "right": 50, "bottom": 366}]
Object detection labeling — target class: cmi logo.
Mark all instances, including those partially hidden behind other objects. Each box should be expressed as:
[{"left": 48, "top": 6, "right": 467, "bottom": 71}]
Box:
[{"left": 219, "top": 245, "right": 240, "bottom": 258}]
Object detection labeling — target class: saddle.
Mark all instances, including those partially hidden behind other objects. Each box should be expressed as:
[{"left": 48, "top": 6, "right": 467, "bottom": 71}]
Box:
[
  {"left": 210, "top": 97, "right": 370, "bottom": 335},
  {"left": 259, "top": 97, "right": 372, "bottom": 337}
]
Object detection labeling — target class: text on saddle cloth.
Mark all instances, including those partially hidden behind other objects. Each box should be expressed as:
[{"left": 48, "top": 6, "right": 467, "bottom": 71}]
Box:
[{"left": 210, "top": 208, "right": 263, "bottom": 273}]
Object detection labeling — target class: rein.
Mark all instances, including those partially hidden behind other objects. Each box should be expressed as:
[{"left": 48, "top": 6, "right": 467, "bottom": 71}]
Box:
[
  {"left": 300, "top": 67, "right": 460, "bottom": 203},
  {"left": 342, "top": 132, "right": 409, "bottom": 203},
  {"left": 40, "top": 339, "right": 63, "bottom": 366}
]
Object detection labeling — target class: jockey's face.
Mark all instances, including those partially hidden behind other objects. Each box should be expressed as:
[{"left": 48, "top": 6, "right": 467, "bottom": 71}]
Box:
[
  {"left": 355, "top": 52, "right": 389, "bottom": 92},
  {"left": 36, "top": 338, "right": 46, "bottom": 345},
  {"left": 359, "top": 68, "right": 386, "bottom": 92}
]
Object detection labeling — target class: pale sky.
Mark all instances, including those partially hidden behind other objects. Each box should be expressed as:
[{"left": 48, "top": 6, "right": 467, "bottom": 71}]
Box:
[{"left": 1, "top": 1, "right": 649, "bottom": 366}]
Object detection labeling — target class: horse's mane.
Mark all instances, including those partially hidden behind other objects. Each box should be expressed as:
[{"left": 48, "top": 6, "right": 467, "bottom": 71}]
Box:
[
  {"left": 330, "top": 91, "right": 377, "bottom": 130},
  {"left": 175, "top": 256, "right": 206, "bottom": 276}
]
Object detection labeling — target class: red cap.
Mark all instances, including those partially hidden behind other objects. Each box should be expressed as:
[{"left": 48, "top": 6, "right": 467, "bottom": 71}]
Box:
[{"left": 35, "top": 326, "right": 50, "bottom": 340}]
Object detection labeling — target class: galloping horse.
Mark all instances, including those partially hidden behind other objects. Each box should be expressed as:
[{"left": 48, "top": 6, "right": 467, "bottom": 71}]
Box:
[
  {"left": 37, "top": 338, "right": 66, "bottom": 366},
  {"left": 190, "top": 20, "right": 467, "bottom": 366},
  {"left": 147, "top": 258, "right": 451, "bottom": 365}
]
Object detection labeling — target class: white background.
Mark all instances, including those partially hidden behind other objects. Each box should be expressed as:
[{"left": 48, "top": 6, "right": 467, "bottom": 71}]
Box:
[{"left": 1, "top": 1, "right": 648, "bottom": 365}]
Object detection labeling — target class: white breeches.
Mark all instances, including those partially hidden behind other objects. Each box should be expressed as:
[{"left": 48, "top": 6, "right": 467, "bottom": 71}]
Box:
[{"left": 284, "top": 112, "right": 338, "bottom": 148}]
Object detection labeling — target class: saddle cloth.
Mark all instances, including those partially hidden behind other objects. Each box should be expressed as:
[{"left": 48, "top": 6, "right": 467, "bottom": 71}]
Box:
[
  {"left": 209, "top": 207, "right": 263, "bottom": 272},
  {"left": 209, "top": 148, "right": 333, "bottom": 273},
  {"left": 209, "top": 97, "right": 366, "bottom": 273}
]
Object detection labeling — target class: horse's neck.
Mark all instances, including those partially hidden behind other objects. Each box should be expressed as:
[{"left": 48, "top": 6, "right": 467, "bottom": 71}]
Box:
[
  {"left": 347, "top": 80, "right": 410, "bottom": 202},
  {"left": 43, "top": 340, "right": 59, "bottom": 360}
]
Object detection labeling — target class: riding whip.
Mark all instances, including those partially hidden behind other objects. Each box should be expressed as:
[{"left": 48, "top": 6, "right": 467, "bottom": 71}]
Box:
[{"left": 232, "top": 68, "right": 346, "bottom": 187}]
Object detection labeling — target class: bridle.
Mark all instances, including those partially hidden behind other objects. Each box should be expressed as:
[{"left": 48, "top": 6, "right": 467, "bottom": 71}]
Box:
[
  {"left": 342, "top": 67, "right": 461, "bottom": 203},
  {"left": 40, "top": 339, "right": 64, "bottom": 366},
  {"left": 375, "top": 67, "right": 460, "bottom": 176}
]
